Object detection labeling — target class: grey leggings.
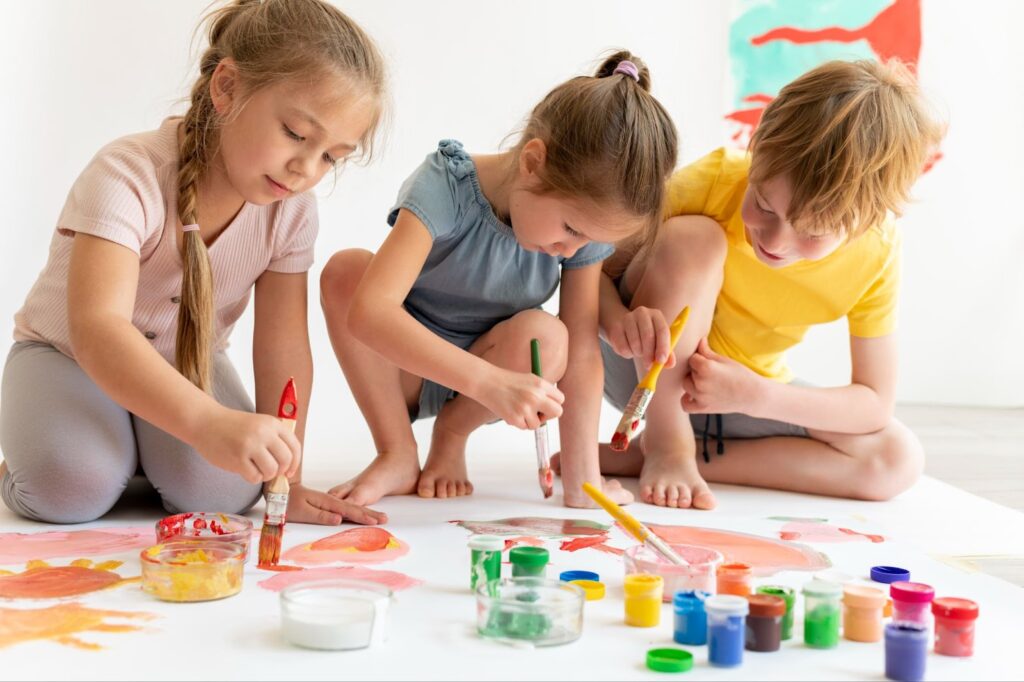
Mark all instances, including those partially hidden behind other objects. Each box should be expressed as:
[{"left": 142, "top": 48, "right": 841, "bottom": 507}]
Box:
[{"left": 0, "top": 342, "right": 261, "bottom": 523}]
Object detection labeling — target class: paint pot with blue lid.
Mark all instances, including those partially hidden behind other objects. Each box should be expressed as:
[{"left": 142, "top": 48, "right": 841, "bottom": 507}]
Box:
[
  {"left": 559, "top": 570, "right": 599, "bottom": 583},
  {"left": 871, "top": 566, "right": 910, "bottom": 584},
  {"left": 885, "top": 621, "right": 928, "bottom": 681},
  {"left": 705, "top": 594, "right": 748, "bottom": 667},
  {"left": 673, "top": 590, "right": 710, "bottom": 645}
]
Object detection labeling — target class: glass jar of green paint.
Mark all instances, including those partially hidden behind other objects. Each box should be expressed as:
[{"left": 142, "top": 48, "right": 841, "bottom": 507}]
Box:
[
  {"left": 468, "top": 535, "right": 504, "bottom": 591},
  {"left": 510, "top": 546, "right": 549, "bottom": 577},
  {"left": 802, "top": 580, "right": 842, "bottom": 648},
  {"left": 756, "top": 585, "right": 795, "bottom": 640}
]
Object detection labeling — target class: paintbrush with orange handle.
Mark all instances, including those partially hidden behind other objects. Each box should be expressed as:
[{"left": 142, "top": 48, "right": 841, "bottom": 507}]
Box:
[
  {"left": 257, "top": 377, "right": 298, "bottom": 567},
  {"left": 531, "top": 339, "right": 554, "bottom": 499}
]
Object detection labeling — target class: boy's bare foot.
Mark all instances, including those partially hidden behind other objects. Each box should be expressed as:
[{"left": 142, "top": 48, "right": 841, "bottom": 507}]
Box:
[
  {"left": 417, "top": 422, "right": 473, "bottom": 499},
  {"left": 563, "top": 476, "right": 633, "bottom": 508},
  {"left": 639, "top": 448, "right": 716, "bottom": 510},
  {"left": 329, "top": 451, "right": 420, "bottom": 506},
  {"left": 550, "top": 433, "right": 644, "bottom": 477}
]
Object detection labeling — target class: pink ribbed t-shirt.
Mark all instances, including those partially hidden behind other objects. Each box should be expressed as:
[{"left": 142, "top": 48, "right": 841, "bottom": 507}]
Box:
[{"left": 13, "top": 117, "right": 319, "bottom": 362}]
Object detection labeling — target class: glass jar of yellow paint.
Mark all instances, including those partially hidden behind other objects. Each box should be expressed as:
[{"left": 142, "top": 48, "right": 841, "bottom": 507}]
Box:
[
  {"left": 141, "top": 540, "right": 244, "bottom": 602},
  {"left": 624, "top": 573, "right": 664, "bottom": 627}
]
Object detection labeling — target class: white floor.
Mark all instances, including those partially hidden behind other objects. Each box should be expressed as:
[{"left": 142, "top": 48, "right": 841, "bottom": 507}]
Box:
[{"left": 2, "top": 446, "right": 1023, "bottom": 681}]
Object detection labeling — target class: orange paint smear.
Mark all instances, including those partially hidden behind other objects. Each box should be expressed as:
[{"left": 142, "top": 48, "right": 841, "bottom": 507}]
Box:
[
  {"left": 0, "top": 564, "right": 139, "bottom": 599},
  {"left": 258, "top": 565, "right": 422, "bottom": 592},
  {"left": 504, "top": 536, "right": 545, "bottom": 550},
  {"left": 645, "top": 524, "right": 830, "bottom": 576},
  {"left": 257, "top": 563, "right": 304, "bottom": 572},
  {"left": 0, "top": 602, "right": 156, "bottom": 650},
  {"left": 282, "top": 527, "right": 409, "bottom": 565}
]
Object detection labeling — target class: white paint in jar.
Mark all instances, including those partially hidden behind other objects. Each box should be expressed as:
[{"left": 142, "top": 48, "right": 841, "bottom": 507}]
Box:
[{"left": 279, "top": 578, "right": 392, "bottom": 650}]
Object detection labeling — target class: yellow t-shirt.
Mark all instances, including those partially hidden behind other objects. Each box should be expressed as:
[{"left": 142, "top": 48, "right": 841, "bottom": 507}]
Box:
[{"left": 666, "top": 148, "right": 900, "bottom": 382}]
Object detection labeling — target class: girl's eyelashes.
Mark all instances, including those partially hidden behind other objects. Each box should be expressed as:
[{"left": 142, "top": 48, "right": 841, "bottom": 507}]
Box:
[
  {"left": 563, "top": 222, "right": 582, "bottom": 238},
  {"left": 322, "top": 152, "right": 337, "bottom": 167},
  {"left": 282, "top": 124, "right": 304, "bottom": 142}
]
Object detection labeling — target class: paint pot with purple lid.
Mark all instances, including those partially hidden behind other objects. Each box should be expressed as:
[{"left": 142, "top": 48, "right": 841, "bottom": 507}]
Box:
[
  {"left": 885, "top": 621, "right": 928, "bottom": 681},
  {"left": 280, "top": 578, "right": 392, "bottom": 650},
  {"left": 871, "top": 565, "right": 910, "bottom": 584},
  {"left": 624, "top": 543, "right": 722, "bottom": 602},
  {"left": 890, "top": 581, "right": 934, "bottom": 625}
]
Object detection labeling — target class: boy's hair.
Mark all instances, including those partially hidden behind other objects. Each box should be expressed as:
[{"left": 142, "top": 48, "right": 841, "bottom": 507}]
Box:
[
  {"left": 749, "top": 59, "right": 945, "bottom": 238},
  {"left": 514, "top": 49, "right": 678, "bottom": 236},
  {"left": 176, "top": 0, "right": 386, "bottom": 391}
]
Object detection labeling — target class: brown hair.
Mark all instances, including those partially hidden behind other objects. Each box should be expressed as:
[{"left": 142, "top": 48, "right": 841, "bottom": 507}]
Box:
[
  {"left": 749, "top": 59, "right": 945, "bottom": 238},
  {"left": 176, "top": 0, "right": 386, "bottom": 391},
  {"left": 514, "top": 49, "right": 678, "bottom": 237}
]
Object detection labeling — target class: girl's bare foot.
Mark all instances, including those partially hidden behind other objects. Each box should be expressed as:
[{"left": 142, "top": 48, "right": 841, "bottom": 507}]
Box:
[
  {"left": 639, "top": 448, "right": 716, "bottom": 509},
  {"left": 417, "top": 422, "right": 474, "bottom": 498},
  {"left": 329, "top": 451, "right": 421, "bottom": 506}
]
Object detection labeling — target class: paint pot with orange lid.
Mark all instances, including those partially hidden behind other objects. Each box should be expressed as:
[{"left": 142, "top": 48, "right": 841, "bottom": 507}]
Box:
[
  {"left": 843, "top": 584, "right": 887, "bottom": 642},
  {"left": 716, "top": 562, "right": 753, "bottom": 596},
  {"left": 140, "top": 540, "right": 244, "bottom": 602},
  {"left": 624, "top": 573, "right": 664, "bottom": 627},
  {"left": 745, "top": 593, "right": 786, "bottom": 651}
]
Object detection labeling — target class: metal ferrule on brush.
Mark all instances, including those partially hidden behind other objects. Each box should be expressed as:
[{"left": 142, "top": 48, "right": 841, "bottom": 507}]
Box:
[
  {"left": 614, "top": 388, "right": 652, "bottom": 439},
  {"left": 264, "top": 492, "right": 288, "bottom": 526}
]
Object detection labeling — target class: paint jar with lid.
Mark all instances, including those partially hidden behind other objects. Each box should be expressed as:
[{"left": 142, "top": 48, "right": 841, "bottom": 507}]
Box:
[
  {"left": 280, "top": 578, "right": 392, "bottom": 650},
  {"left": 843, "top": 584, "right": 887, "bottom": 642},
  {"left": 468, "top": 535, "right": 503, "bottom": 591},
  {"left": 756, "top": 585, "right": 795, "bottom": 640},
  {"left": 673, "top": 590, "right": 710, "bottom": 645},
  {"left": 624, "top": 543, "right": 722, "bottom": 601},
  {"left": 624, "top": 573, "right": 664, "bottom": 627},
  {"left": 705, "top": 594, "right": 748, "bottom": 667},
  {"left": 744, "top": 593, "right": 785, "bottom": 652},
  {"left": 509, "top": 546, "right": 549, "bottom": 578},
  {"left": 802, "top": 580, "right": 842, "bottom": 648},
  {"left": 885, "top": 622, "right": 928, "bottom": 682},
  {"left": 932, "top": 597, "right": 978, "bottom": 657},
  {"left": 889, "top": 581, "right": 934, "bottom": 625},
  {"left": 716, "top": 562, "right": 753, "bottom": 596}
]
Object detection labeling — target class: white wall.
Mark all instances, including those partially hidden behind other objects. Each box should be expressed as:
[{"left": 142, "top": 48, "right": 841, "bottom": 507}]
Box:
[{"left": 1, "top": 1, "right": 1021, "bottom": 463}]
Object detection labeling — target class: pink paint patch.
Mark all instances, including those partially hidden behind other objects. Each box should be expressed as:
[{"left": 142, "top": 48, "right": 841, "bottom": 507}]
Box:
[
  {"left": 645, "top": 524, "right": 830, "bottom": 576},
  {"left": 0, "top": 527, "right": 153, "bottom": 564},
  {"left": 779, "top": 521, "right": 884, "bottom": 544},
  {"left": 281, "top": 527, "right": 409, "bottom": 565},
  {"left": 258, "top": 566, "right": 422, "bottom": 592},
  {"left": 451, "top": 517, "right": 609, "bottom": 538},
  {"left": 504, "top": 536, "right": 545, "bottom": 550}
]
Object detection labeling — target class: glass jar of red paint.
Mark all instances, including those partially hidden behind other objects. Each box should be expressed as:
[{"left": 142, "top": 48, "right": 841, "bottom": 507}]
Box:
[
  {"left": 716, "top": 562, "right": 753, "bottom": 596},
  {"left": 931, "top": 597, "right": 978, "bottom": 657},
  {"left": 889, "top": 581, "right": 934, "bottom": 625},
  {"left": 744, "top": 593, "right": 786, "bottom": 652}
]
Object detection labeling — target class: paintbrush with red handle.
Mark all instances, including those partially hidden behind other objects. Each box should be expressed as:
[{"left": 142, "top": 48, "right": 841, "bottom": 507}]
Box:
[{"left": 257, "top": 377, "right": 298, "bottom": 567}]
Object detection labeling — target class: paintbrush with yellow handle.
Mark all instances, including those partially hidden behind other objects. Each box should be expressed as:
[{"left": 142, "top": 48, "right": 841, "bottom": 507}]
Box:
[
  {"left": 582, "top": 482, "right": 688, "bottom": 566},
  {"left": 257, "top": 377, "right": 297, "bottom": 567},
  {"left": 610, "top": 306, "right": 690, "bottom": 451}
]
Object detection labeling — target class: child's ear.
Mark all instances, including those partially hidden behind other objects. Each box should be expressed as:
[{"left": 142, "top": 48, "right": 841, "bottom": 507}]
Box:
[
  {"left": 209, "top": 58, "right": 240, "bottom": 115},
  {"left": 518, "top": 138, "right": 548, "bottom": 180}
]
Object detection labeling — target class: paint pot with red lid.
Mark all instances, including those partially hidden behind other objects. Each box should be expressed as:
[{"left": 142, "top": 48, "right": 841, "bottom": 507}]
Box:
[
  {"left": 744, "top": 593, "right": 786, "bottom": 652},
  {"left": 889, "top": 581, "right": 934, "bottom": 625},
  {"left": 932, "top": 597, "right": 978, "bottom": 657}
]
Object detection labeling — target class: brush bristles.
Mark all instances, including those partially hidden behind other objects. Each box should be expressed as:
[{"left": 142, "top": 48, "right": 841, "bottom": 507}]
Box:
[{"left": 257, "top": 523, "right": 283, "bottom": 566}]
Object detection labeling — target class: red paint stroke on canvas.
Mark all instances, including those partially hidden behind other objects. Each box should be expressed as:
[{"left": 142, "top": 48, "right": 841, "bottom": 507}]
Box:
[
  {"left": 451, "top": 517, "right": 610, "bottom": 538},
  {"left": 258, "top": 565, "right": 422, "bottom": 592},
  {"left": 0, "top": 602, "right": 156, "bottom": 650},
  {"left": 0, "top": 527, "right": 153, "bottom": 564},
  {"left": 778, "top": 521, "right": 885, "bottom": 544},
  {"left": 0, "top": 559, "right": 140, "bottom": 599},
  {"left": 559, "top": 535, "right": 610, "bottom": 552},
  {"left": 504, "top": 536, "right": 545, "bottom": 550},
  {"left": 645, "top": 524, "right": 830, "bottom": 576},
  {"left": 282, "top": 527, "right": 409, "bottom": 565}
]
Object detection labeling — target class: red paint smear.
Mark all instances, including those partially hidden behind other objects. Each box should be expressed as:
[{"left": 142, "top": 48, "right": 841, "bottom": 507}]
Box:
[
  {"left": 0, "top": 566, "right": 135, "bottom": 599},
  {"left": 281, "top": 527, "right": 410, "bottom": 565},
  {"left": 257, "top": 565, "right": 422, "bottom": 592},
  {"left": 645, "top": 524, "right": 830, "bottom": 576},
  {"left": 610, "top": 431, "right": 629, "bottom": 451},
  {"left": 559, "top": 535, "right": 610, "bottom": 552},
  {"left": 0, "top": 528, "right": 154, "bottom": 564},
  {"left": 504, "top": 536, "right": 545, "bottom": 550},
  {"left": 309, "top": 527, "right": 394, "bottom": 552}
]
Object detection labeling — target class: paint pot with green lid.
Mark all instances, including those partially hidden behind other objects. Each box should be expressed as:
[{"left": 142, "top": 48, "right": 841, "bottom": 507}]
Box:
[
  {"left": 510, "top": 546, "right": 549, "bottom": 577},
  {"left": 468, "top": 535, "right": 504, "bottom": 591}
]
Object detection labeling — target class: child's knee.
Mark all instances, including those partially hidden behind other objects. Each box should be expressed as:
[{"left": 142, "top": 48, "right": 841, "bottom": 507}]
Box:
[
  {"left": 503, "top": 310, "right": 568, "bottom": 376},
  {"left": 1, "top": 460, "right": 127, "bottom": 524},
  {"left": 159, "top": 477, "right": 261, "bottom": 518},
  {"left": 319, "top": 249, "right": 373, "bottom": 310},
  {"left": 857, "top": 421, "right": 924, "bottom": 501}
]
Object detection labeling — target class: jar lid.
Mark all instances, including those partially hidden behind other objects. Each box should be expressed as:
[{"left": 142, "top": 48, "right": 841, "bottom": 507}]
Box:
[
  {"left": 467, "top": 535, "right": 504, "bottom": 552},
  {"left": 890, "top": 581, "right": 935, "bottom": 603},
  {"left": 508, "top": 546, "right": 549, "bottom": 567},
  {"left": 802, "top": 579, "right": 842, "bottom": 598},
  {"left": 571, "top": 579, "right": 605, "bottom": 601},
  {"left": 843, "top": 584, "right": 886, "bottom": 608},
  {"left": 756, "top": 584, "right": 794, "bottom": 599},
  {"left": 559, "top": 570, "right": 599, "bottom": 583},
  {"left": 673, "top": 589, "right": 710, "bottom": 608},
  {"left": 870, "top": 565, "right": 910, "bottom": 584},
  {"left": 747, "top": 593, "right": 786, "bottom": 617},
  {"left": 704, "top": 594, "right": 749, "bottom": 616},
  {"left": 646, "top": 648, "right": 693, "bottom": 673},
  {"left": 932, "top": 597, "right": 979, "bottom": 620},
  {"left": 717, "top": 562, "right": 752, "bottom": 576}
]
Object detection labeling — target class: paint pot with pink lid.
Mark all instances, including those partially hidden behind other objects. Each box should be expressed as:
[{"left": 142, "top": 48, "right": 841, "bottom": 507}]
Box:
[
  {"left": 623, "top": 543, "right": 723, "bottom": 602},
  {"left": 889, "top": 581, "right": 934, "bottom": 625},
  {"left": 280, "top": 579, "right": 393, "bottom": 650}
]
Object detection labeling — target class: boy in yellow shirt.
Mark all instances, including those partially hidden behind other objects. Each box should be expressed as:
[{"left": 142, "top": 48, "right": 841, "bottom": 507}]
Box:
[{"left": 593, "top": 60, "right": 945, "bottom": 508}]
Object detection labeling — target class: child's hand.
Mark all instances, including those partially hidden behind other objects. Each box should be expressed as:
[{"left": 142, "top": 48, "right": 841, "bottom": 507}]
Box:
[
  {"left": 605, "top": 306, "right": 677, "bottom": 370},
  {"left": 479, "top": 367, "right": 564, "bottom": 430},
  {"left": 193, "top": 407, "right": 302, "bottom": 484},
  {"left": 682, "top": 338, "right": 765, "bottom": 415},
  {"left": 286, "top": 483, "right": 388, "bottom": 526}
]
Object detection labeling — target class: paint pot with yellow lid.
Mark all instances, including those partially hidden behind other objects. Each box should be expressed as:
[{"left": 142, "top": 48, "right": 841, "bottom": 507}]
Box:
[
  {"left": 624, "top": 573, "right": 664, "bottom": 627},
  {"left": 140, "top": 540, "right": 244, "bottom": 602},
  {"left": 280, "top": 578, "right": 393, "bottom": 650}
]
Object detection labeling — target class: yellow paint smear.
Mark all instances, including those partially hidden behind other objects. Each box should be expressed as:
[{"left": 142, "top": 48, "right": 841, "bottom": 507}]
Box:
[{"left": 0, "top": 602, "right": 156, "bottom": 650}]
